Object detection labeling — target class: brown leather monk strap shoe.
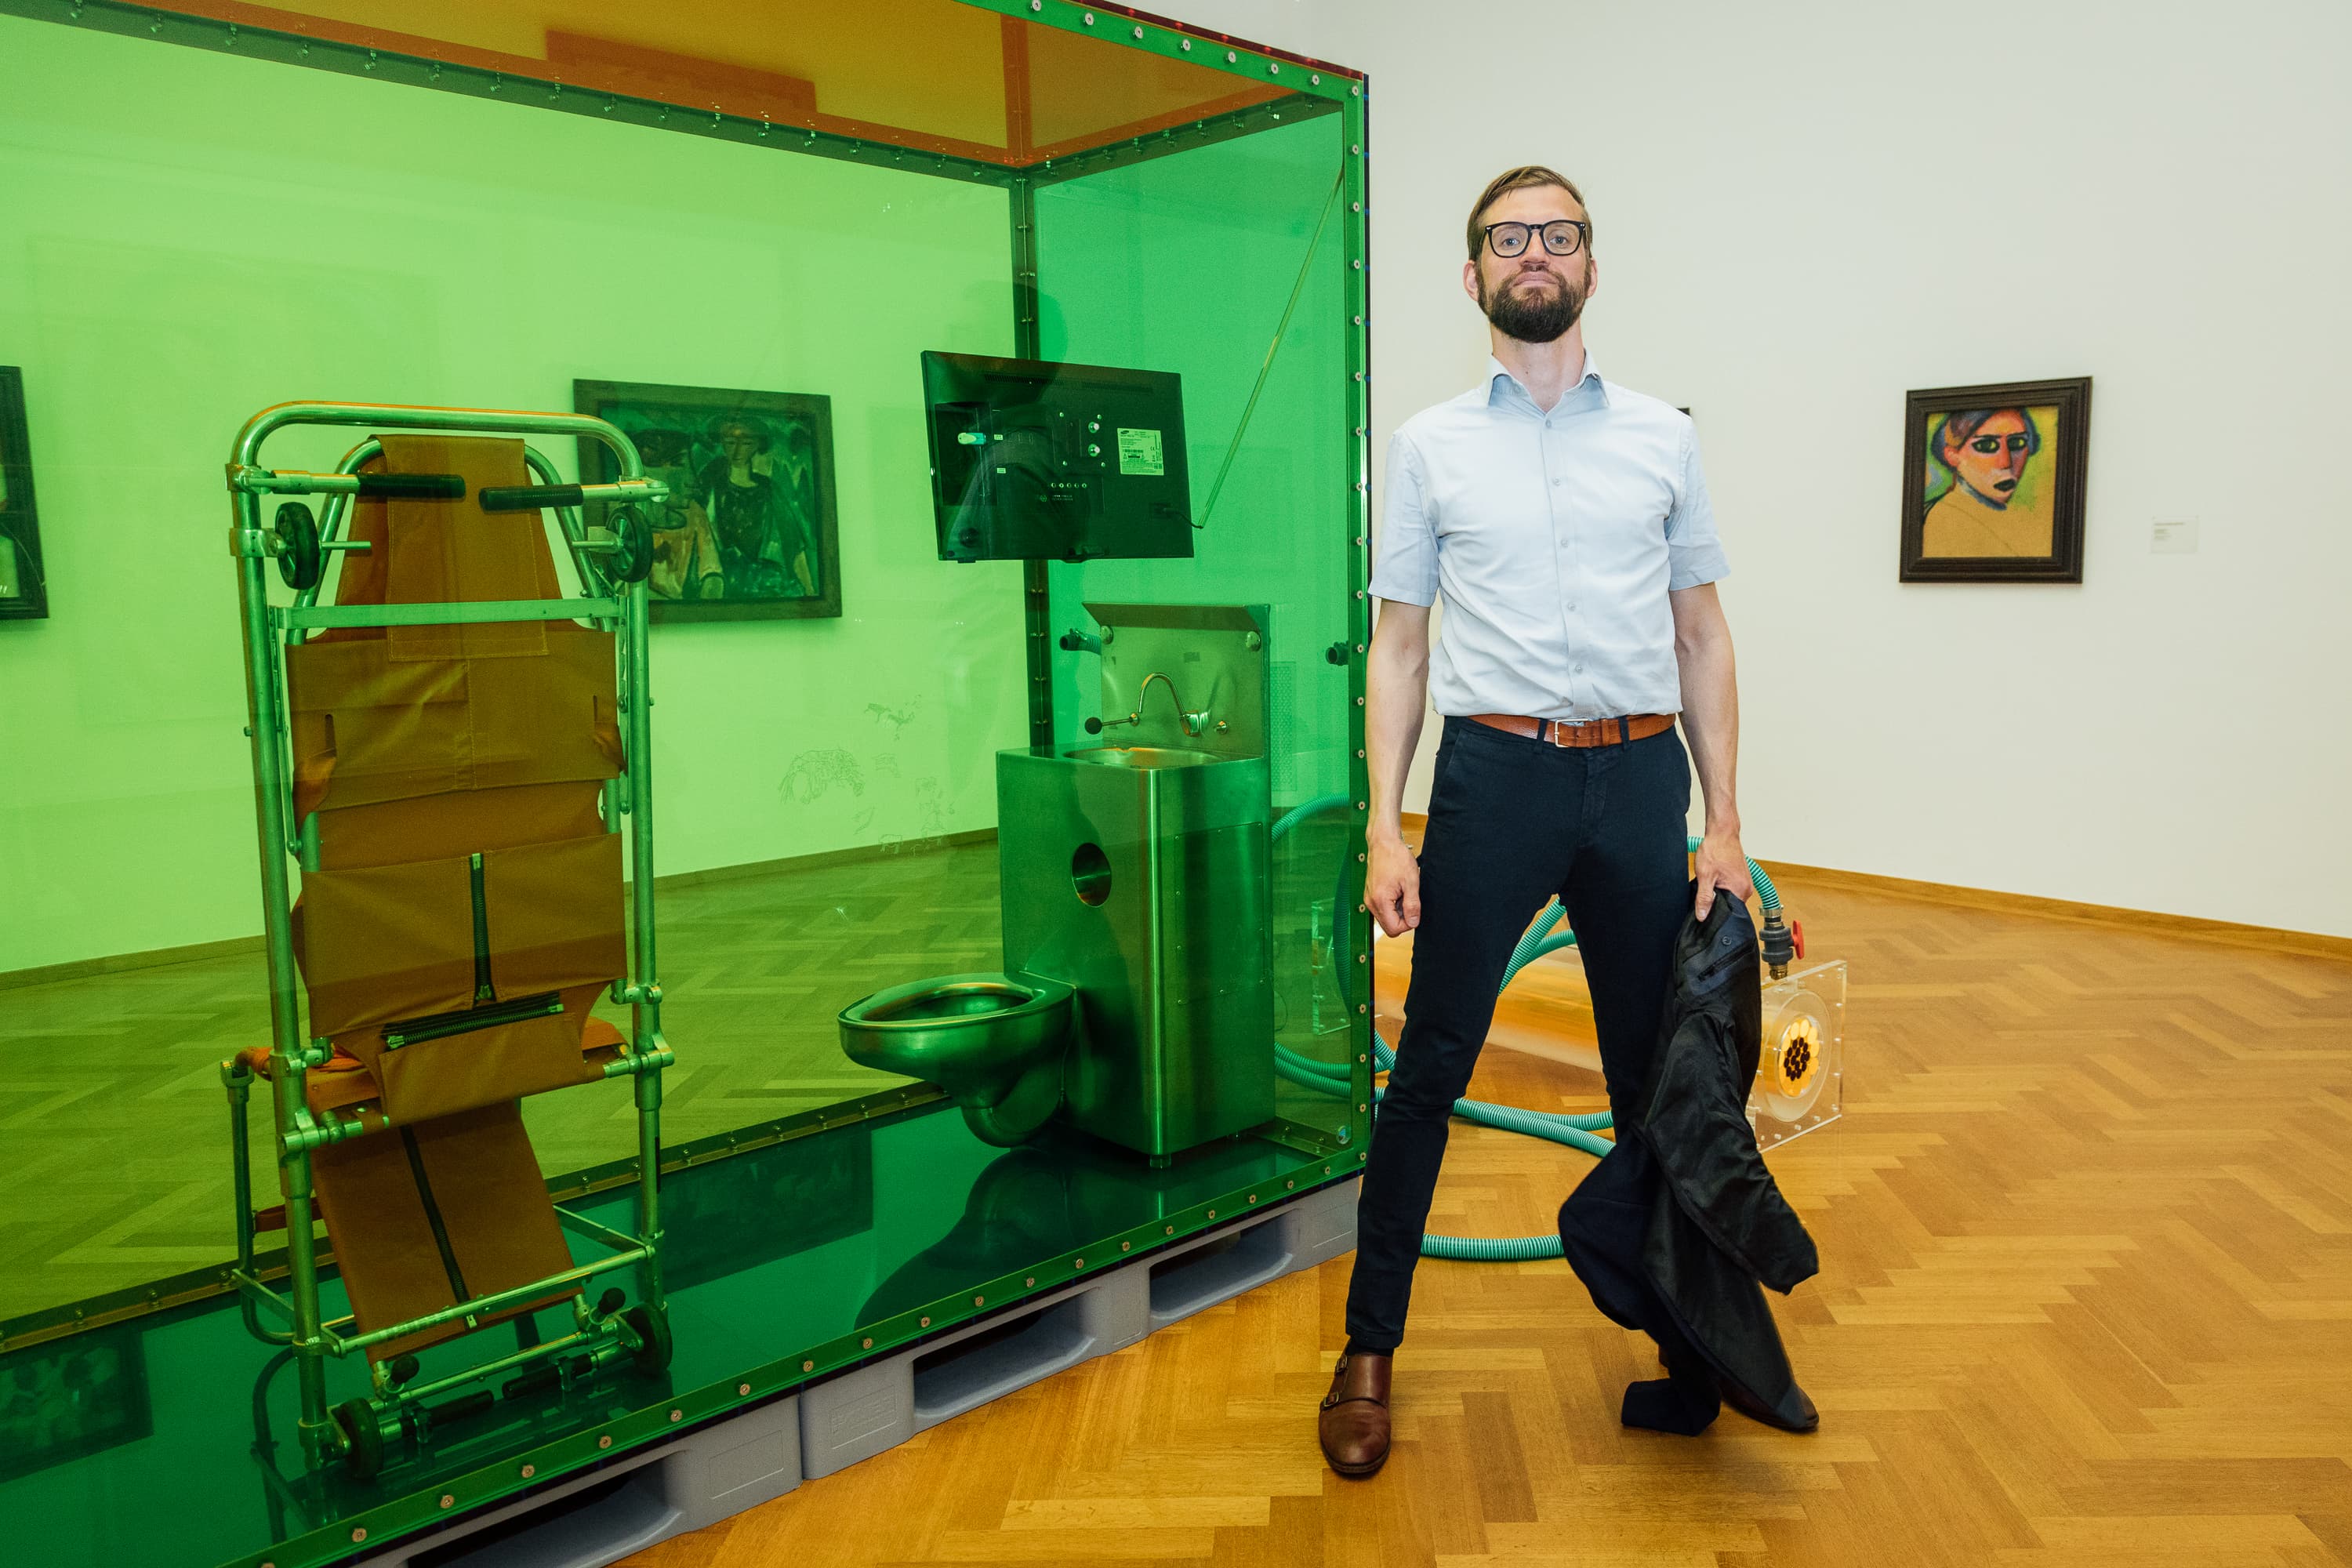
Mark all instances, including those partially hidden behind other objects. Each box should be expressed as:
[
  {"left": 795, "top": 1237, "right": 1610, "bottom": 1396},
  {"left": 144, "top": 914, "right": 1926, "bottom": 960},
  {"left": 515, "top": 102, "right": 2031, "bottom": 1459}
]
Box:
[
  {"left": 1717, "top": 1373, "right": 1819, "bottom": 1433},
  {"left": 1318, "top": 1351, "right": 1392, "bottom": 1477}
]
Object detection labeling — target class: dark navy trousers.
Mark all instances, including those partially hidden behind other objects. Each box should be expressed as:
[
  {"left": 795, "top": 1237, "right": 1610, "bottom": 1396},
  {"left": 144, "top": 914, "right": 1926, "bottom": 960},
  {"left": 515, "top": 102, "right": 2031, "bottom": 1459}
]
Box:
[{"left": 1344, "top": 715, "right": 1692, "bottom": 1352}]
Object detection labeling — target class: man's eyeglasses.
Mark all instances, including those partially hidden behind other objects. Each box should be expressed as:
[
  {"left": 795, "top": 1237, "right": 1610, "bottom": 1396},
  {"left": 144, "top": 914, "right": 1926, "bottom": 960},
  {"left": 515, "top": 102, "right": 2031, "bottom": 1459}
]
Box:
[{"left": 1483, "top": 220, "right": 1588, "bottom": 260}]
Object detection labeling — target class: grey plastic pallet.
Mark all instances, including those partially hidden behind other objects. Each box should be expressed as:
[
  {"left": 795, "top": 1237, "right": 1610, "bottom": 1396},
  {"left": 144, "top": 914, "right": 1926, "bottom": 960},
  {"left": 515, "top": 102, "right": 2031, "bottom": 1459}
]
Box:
[
  {"left": 345, "top": 1176, "right": 1356, "bottom": 1566},
  {"left": 800, "top": 1175, "right": 1358, "bottom": 1477},
  {"left": 350, "top": 1392, "right": 801, "bottom": 1568}
]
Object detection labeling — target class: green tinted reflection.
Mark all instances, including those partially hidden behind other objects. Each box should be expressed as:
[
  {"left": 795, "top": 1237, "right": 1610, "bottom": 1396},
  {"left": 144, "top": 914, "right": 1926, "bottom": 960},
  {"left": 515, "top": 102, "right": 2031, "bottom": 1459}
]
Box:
[{"left": 0, "top": 1103, "right": 1340, "bottom": 1568}]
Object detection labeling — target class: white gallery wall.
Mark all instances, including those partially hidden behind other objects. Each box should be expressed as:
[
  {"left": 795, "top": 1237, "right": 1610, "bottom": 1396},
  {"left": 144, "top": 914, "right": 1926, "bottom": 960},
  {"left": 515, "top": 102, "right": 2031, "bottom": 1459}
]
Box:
[{"left": 1179, "top": 0, "right": 2352, "bottom": 936}]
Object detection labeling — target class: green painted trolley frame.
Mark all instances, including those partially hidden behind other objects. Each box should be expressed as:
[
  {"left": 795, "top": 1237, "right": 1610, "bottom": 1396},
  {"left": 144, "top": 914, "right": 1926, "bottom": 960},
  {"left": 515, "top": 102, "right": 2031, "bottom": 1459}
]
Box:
[{"left": 220, "top": 401, "right": 677, "bottom": 1474}]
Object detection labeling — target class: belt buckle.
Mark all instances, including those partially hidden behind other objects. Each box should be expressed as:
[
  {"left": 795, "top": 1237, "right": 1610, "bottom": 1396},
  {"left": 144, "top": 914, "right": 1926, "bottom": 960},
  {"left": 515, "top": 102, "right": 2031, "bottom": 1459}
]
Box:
[{"left": 1549, "top": 718, "right": 1592, "bottom": 747}]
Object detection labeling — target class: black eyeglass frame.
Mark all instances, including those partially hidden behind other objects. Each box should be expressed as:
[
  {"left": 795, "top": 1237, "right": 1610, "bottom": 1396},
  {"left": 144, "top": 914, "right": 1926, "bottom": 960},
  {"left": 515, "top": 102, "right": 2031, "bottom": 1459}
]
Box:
[{"left": 1481, "top": 220, "right": 1589, "bottom": 259}]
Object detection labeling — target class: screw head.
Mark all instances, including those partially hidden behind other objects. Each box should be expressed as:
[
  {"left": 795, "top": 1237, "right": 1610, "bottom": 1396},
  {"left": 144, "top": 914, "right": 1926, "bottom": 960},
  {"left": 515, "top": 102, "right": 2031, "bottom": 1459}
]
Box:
[
  {"left": 1026, "top": 1276, "right": 1036, "bottom": 1287},
  {"left": 803, "top": 1359, "right": 815, "bottom": 1372},
  {"left": 440, "top": 1494, "right": 454, "bottom": 1508},
  {"left": 1121, "top": 1240, "right": 1131, "bottom": 1251},
  {"left": 1287, "top": 1179, "right": 1296, "bottom": 1189},
  {"left": 521, "top": 1464, "right": 535, "bottom": 1479},
  {"left": 670, "top": 1409, "right": 683, "bottom": 1423},
  {"left": 975, "top": 1295, "right": 986, "bottom": 1306},
  {"left": 1226, "top": 49, "right": 1237, "bottom": 61},
  {"left": 861, "top": 1337, "right": 873, "bottom": 1349},
  {"left": 1312, "top": 73, "right": 1322, "bottom": 84},
  {"left": 1208, "top": 1209, "right": 1218, "bottom": 1219},
  {"left": 1248, "top": 1194, "right": 1258, "bottom": 1204},
  {"left": 352, "top": 1529, "right": 367, "bottom": 1544},
  {"left": 1074, "top": 1258, "right": 1085, "bottom": 1269},
  {"left": 1132, "top": 24, "right": 1143, "bottom": 37},
  {"left": 1083, "top": 10, "right": 1093, "bottom": 21},
  {"left": 920, "top": 1316, "right": 931, "bottom": 1328},
  {"left": 1181, "top": 38, "right": 1191, "bottom": 50},
  {"left": 739, "top": 1382, "right": 752, "bottom": 1396},
  {"left": 599, "top": 1435, "right": 613, "bottom": 1449},
  {"left": 1165, "top": 1225, "right": 1174, "bottom": 1234}
]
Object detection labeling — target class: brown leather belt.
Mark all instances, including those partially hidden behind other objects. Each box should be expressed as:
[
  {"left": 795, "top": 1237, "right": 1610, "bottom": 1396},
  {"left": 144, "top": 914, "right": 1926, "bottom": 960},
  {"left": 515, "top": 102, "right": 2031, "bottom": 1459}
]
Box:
[{"left": 1469, "top": 712, "right": 1675, "bottom": 748}]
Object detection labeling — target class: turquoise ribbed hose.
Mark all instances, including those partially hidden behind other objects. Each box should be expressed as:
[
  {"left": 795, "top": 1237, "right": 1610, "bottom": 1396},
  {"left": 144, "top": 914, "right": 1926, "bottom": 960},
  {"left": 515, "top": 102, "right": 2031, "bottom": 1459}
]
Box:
[{"left": 1273, "top": 801, "right": 1773, "bottom": 1261}]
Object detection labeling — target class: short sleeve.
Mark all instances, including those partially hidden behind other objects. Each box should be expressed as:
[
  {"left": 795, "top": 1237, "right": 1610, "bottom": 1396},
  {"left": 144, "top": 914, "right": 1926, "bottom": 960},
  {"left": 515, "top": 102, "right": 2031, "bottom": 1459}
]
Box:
[
  {"left": 1367, "top": 432, "right": 1438, "bottom": 606},
  {"left": 1665, "top": 421, "right": 1729, "bottom": 590}
]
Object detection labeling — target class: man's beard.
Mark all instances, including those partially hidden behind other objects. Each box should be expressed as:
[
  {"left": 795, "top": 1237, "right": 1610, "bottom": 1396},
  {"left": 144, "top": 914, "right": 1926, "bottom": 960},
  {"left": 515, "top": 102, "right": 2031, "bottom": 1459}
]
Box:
[{"left": 1480, "top": 264, "right": 1586, "bottom": 343}]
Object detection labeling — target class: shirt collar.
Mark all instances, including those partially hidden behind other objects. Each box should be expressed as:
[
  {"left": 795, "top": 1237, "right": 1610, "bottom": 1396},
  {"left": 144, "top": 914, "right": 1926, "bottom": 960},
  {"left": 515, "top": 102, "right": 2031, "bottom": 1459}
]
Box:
[{"left": 1483, "top": 351, "right": 1603, "bottom": 410}]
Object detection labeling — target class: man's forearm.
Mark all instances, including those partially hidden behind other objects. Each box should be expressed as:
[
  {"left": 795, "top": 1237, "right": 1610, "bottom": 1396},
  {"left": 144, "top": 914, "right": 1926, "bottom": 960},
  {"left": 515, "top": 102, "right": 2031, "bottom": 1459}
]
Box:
[
  {"left": 1365, "top": 637, "right": 1429, "bottom": 847},
  {"left": 1675, "top": 633, "right": 1740, "bottom": 834}
]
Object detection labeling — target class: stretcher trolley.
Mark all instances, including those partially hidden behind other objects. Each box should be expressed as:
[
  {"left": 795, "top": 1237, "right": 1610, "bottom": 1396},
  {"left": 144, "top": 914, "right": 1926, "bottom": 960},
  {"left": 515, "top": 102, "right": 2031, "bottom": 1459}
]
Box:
[{"left": 216, "top": 402, "right": 670, "bottom": 1478}]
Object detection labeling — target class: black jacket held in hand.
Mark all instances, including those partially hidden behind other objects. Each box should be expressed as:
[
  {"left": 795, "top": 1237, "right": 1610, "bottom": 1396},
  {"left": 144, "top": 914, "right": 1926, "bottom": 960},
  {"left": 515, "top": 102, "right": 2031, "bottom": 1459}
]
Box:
[
  {"left": 1637, "top": 891, "right": 1819, "bottom": 1293},
  {"left": 1558, "top": 885, "right": 1817, "bottom": 1425}
]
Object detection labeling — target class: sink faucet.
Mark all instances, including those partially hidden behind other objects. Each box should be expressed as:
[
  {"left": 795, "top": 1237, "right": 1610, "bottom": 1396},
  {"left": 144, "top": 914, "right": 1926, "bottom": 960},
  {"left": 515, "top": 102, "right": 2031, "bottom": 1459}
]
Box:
[{"left": 1093, "top": 670, "right": 1214, "bottom": 739}]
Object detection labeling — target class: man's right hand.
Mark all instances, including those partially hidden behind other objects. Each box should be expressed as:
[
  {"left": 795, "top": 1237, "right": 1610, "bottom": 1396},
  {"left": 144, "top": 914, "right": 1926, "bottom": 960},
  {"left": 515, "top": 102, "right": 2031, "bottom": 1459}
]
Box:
[{"left": 1365, "top": 834, "right": 1423, "bottom": 937}]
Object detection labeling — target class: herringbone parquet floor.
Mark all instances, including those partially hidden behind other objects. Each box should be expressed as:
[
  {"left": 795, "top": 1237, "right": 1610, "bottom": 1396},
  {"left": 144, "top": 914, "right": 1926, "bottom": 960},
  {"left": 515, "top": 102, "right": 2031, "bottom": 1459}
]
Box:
[{"left": 620, "top": 869, "right": 2352, "bottom": 1568}]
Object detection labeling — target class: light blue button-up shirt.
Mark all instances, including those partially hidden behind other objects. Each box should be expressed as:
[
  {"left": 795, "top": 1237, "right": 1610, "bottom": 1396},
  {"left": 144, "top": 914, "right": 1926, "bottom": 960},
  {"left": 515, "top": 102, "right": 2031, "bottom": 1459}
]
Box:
[{"left": 1369, "top": 354, "right": 1727, "bottom": 722}]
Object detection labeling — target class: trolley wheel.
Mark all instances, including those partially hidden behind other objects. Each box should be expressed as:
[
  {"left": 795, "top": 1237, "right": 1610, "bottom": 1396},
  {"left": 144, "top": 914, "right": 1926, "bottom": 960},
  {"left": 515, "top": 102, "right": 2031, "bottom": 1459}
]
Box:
[
  {"left": 607, "top": 506, "right": 654, "bottom": 586},
  {"left": 274, "top": 502, "right": 322, "bottom": 591},
  {"left": 620, "top": 1305, "right": 672, "bottom": 1374},
  {"left": 331, "top": 1398, "right": 386, "bottom": 1480}
]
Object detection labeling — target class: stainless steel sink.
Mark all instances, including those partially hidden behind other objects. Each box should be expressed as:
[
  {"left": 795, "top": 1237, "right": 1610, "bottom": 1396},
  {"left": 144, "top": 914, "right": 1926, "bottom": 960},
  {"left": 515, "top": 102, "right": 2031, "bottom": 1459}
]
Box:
[{"left": 1062, "top": 746, "right": 1218, "bottom": 770}]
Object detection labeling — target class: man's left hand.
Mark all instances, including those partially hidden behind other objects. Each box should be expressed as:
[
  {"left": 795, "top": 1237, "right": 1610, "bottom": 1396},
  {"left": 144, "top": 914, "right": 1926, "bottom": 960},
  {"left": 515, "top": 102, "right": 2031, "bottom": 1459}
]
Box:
[{"left": 1693, "top": 829, "right": 1753, "bottom": 920}]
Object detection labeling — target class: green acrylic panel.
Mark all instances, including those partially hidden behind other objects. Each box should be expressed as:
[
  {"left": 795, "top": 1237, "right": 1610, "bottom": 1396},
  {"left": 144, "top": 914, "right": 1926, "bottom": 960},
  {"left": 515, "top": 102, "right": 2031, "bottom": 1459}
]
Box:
[
  {"left": 0, "top": 9, "right": 1025, "bottom": 1319},
  {"left": 0, "top": 2, "right": 1371, "bottom": 1525},
  {"left": 1031, "top": 113, "right": 1367, "bottom": 1145}
]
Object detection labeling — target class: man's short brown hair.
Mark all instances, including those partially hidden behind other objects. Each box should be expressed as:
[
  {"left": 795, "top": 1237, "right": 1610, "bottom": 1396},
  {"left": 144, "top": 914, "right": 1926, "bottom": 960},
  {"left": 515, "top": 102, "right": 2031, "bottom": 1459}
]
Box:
[{"left": 1466, "top": 165, "right": 1591, "bottom": 261}]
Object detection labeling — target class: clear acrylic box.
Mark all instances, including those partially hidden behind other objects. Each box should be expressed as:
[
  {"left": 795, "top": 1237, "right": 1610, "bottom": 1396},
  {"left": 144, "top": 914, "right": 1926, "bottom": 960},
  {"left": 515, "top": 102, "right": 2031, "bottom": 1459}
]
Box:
[{"left": 1751, "top": 958, "right": 1845, "bottom": 1149}]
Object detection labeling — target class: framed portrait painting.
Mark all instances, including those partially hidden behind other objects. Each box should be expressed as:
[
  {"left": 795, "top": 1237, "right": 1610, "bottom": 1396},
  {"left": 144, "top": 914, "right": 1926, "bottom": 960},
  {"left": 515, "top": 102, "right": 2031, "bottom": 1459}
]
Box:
[
  {"left": 0, "top": 366, "right": 50, "bottom": 622},
  {"left": 1900, "top": 376, "right": 2090, "bottom": 583},
  {"left": 574, "top": 378, "right": 842, "bottom": 622}
]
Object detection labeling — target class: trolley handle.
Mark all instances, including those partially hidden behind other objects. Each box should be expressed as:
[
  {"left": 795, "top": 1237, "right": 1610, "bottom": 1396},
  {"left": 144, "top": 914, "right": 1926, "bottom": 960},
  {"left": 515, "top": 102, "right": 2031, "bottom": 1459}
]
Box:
[
  {"left": 354, "top": 473, "right": 466, "bottom": 499},
  {"left": 479, "top": 483, "right": 585, "bottom": 513},
  {"left": 478, "top": 477, "right": 667, "bottom": 514}
]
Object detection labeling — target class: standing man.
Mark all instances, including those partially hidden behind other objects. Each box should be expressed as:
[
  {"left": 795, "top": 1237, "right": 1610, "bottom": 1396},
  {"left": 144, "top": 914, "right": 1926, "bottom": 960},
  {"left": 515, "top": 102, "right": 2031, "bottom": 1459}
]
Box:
[{"left": 1318, "top": 166, "right": 1790, "bottom": 1477}]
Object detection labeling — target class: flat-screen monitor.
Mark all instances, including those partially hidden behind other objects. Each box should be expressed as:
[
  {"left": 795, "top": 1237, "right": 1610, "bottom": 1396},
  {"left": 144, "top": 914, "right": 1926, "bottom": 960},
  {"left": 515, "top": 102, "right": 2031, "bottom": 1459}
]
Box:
[{"left": 921, "top": 350, "right": 1193, "bottom": 564}]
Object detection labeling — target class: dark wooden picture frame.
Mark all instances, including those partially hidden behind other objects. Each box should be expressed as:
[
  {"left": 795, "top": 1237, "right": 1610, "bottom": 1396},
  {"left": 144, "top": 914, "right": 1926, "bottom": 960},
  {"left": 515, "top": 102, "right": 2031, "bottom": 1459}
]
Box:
[
  {"left": 1900, "top": 376, "right": 2090, "bottom": 583},
  {"left": 574, "top": 378, "right": 843, "bottom": 622},
  {"left": 0, "top": 366, "right": 51, "bottom": 622}
]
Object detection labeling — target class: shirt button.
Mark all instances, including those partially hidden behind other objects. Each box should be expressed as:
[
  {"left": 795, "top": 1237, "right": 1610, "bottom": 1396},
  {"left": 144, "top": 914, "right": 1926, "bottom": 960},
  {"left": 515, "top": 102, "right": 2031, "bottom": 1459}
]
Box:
[
  {"left": 1552, "top": 478, "right": 1563, "bottom": 487},
  {"left": 1573, "top": 663, "right": 1584, "bottom": 673}
]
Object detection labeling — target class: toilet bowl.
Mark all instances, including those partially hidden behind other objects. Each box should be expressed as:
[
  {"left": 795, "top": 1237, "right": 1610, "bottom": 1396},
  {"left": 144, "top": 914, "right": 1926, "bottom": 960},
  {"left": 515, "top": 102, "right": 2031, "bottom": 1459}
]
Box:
[{"left": 838, "top": 972, "right": 1076, "bottom": 1147}]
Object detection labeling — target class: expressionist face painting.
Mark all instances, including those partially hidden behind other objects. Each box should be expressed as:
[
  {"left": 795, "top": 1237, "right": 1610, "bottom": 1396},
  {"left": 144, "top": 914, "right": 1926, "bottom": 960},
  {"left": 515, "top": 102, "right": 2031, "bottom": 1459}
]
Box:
[{"left": 1919, "top": 403, "right": 2060, "bottom": 559}]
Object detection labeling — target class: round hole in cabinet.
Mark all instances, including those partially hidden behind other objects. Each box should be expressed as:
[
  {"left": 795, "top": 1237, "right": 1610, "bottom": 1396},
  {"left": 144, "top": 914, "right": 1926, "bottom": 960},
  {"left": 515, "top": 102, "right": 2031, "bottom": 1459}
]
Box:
[{"left": 1071, "top": 843, "right": 1112, "bottom": 906}]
